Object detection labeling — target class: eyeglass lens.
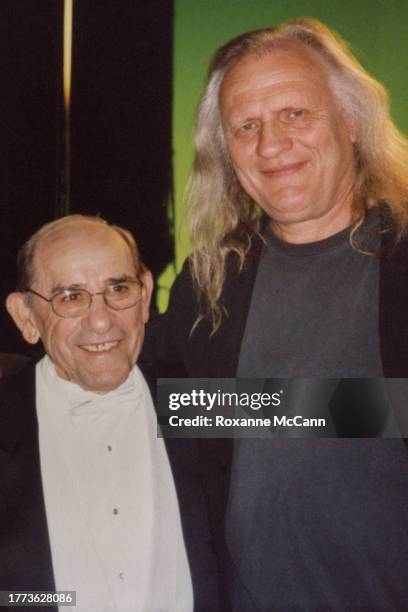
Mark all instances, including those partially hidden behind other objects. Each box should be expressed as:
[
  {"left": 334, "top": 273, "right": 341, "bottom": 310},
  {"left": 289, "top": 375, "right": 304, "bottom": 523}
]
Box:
[{"left": 51, "top": 282, "right": 141, "bottom": 317}]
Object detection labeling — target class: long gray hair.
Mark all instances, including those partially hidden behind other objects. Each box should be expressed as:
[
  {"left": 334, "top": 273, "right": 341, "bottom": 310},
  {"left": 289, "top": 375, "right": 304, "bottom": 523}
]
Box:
[{"left": 187, "top": 18, "right": 408, "bottom": 332}]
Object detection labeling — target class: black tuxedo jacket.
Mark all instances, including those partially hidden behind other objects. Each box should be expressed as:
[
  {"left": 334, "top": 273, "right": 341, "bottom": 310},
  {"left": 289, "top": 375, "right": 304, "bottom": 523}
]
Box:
[{"left": 0, "top": 364, "right": 223, "bottom": 612}]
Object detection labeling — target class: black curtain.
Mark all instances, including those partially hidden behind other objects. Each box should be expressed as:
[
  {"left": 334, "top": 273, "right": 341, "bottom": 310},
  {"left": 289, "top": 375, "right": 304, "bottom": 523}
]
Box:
[
  {"left": 70, "top": 1, "right": 174, "bottom": 279},
  {"left": 0, "top": 1, "right": 62, "bottom": 355}
]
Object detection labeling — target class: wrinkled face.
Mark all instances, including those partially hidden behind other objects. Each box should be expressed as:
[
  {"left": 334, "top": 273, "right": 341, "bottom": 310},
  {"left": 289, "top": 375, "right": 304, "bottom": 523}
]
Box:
[
  {"left": 220, "top": 45, "right": 356, "bottom": 235},
  {"left": 24, "top": 222, "right": 152, "bottom": 393}
]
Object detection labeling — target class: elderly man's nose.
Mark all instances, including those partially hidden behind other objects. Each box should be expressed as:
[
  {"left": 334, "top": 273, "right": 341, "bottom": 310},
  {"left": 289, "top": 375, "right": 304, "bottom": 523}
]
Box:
[
  {"left": 82, "top": 295, "right": 114, "bottom": 332},
  {"left": 257, "top": 121, "right": 292, "bottom": 158}
]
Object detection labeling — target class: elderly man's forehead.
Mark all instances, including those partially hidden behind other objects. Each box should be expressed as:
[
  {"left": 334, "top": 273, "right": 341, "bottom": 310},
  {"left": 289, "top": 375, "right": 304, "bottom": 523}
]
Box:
[
  {"left": 223, "top": 42, "right": 330, "bottom": 89},
  {"left": 32, "top": 219, "right": 134, "bottom": 279},
  {"left": 36, "top": 219, "right": 127, "bottom": 252}
]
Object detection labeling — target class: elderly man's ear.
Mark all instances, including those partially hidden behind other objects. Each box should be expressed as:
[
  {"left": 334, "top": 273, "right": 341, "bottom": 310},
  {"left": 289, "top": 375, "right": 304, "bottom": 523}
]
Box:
[
  {"left": 6, "top": 293, "right": 41, "bottom": 345},
  {"left": 140, "top": 269, "right": 154, "bottom": 324}
]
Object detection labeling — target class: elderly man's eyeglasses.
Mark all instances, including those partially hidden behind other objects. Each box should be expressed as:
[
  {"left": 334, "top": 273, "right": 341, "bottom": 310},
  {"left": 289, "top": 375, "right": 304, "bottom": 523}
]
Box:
[{"left": 26, "top": 280, "right": 143, "bottom": 318}]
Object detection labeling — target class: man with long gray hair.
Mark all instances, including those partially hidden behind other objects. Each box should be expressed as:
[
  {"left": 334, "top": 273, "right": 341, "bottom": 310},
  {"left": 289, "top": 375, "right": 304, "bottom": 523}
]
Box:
[{"left": 152, "top": 18, "right": 408, "bottom": 610}]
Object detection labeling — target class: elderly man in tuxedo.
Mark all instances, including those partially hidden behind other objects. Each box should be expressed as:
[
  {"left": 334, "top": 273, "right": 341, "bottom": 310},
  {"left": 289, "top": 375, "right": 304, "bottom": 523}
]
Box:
[{"left": 1, "top": 215, "right": 219, "bottom": 612}]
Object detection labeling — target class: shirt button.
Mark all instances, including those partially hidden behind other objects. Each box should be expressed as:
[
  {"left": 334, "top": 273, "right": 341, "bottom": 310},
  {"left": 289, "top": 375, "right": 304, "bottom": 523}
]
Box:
[
  {"left": 119, "top": 572, "right": 125, "bottom": 580},
  {"left": 113, "top": 508, "right": 119, "bottom": 515},
  {"left": 107, "top": 445, "right": 112, "bottom": 452}
]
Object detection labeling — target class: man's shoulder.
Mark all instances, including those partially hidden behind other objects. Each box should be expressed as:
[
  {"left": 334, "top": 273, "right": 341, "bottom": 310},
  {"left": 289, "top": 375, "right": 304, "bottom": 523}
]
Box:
[
  {"left": 172, "top": 226, "right": 264, "bottom": 289},
  {"left": 379, "top": 215, "right": 408, "bottom": 288},
  {"left": 0, "top": 358, "right": 35, "bottom": 398},
  {"left": 0, "top": 353, "right": 31, "bottom": 380},
  {"left": 0, "top": 360, "right": 36, "bottom": 453}
]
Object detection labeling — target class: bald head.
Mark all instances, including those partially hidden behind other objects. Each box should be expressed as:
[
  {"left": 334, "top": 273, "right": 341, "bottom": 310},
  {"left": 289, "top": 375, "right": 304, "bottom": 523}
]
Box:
[{"left": 16, "top": 215, "right": 143, "bottom": 293}]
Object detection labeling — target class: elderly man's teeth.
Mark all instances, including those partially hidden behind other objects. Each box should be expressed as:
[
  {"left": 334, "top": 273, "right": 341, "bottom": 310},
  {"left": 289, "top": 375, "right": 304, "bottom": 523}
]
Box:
[{"left": 82, "top": 341, "right": 119, "bottom": 353}]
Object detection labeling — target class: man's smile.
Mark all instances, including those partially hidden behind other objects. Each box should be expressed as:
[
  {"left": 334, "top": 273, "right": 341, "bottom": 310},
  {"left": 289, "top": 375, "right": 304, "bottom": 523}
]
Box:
[
  {"left": 259, "top": 160, "right": 309, "bottom": 178},
  {"left": 79, "top": 340, "right": 120, "bottom": 353}
]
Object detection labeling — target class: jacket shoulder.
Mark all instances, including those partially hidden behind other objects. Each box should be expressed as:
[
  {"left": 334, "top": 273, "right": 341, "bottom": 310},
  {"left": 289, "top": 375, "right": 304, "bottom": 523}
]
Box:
[{"left": 0, "top": 361, "right": 36, "bottom": 454}]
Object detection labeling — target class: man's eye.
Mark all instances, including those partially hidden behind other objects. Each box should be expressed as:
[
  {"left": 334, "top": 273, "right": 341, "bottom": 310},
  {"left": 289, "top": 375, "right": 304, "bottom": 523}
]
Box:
[
  {"left": 57, "top": 291, "right": 85, "bottom": 304},
  {"left": 66, "top": 292, "right": 84, "bottom": 302},
  {"left": 109, "top": 283, "right": 131, "bottom": 295},
  {"left": 237, "top": 121, "right": 259, "bottom": 135},
  {"left": 280, "top": 108, "right": 308, "bottom": 123}
]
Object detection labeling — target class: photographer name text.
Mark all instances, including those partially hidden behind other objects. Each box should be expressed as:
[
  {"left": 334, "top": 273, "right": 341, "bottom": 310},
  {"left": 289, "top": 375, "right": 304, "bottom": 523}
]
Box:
[{"left": 168, "top": 415, "right": 326, "bottom": 428}]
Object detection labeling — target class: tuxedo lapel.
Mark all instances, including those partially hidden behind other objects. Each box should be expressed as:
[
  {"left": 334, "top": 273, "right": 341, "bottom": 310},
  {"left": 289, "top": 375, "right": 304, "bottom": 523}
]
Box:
[{"left": 0, "top": 363, "right": 56, "bottom": 598}]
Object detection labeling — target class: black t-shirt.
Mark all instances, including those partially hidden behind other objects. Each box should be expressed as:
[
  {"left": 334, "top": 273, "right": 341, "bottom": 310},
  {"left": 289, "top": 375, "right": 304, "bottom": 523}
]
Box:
[
  {"left": 238, "top": 212, "right": 382, "bottom": 377},
  {"left": 229, "top": 213, "right": 408, "bottom": 610}
]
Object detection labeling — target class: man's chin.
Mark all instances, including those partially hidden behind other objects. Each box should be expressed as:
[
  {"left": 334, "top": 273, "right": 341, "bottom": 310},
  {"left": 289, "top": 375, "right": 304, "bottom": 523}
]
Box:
[{"left": 76, "top": 367, "right": 132, "bottom": 395}]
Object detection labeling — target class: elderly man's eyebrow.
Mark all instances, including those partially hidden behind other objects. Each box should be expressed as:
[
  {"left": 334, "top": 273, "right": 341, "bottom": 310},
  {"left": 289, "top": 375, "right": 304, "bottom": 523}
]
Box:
[
  {"left": 105, "top": 275, "right": 136, "bottom": 285},
  {"left": 49, "top": 276, "right": 136, "bottom": 295},
  {"left": 49, "top": 282, "right": 84, "bottom": 294}
]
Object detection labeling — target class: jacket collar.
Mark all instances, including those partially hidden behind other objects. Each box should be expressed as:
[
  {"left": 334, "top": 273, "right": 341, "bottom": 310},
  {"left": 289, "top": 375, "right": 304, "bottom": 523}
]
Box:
[{"left": 379, "top": 217, "right": 408, "bottom": 376}]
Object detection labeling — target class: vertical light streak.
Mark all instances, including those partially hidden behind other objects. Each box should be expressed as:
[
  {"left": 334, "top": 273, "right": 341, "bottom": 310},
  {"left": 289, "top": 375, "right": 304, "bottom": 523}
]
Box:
[{"left": 63, "top": 0, "right": 73, "bottom": 214}]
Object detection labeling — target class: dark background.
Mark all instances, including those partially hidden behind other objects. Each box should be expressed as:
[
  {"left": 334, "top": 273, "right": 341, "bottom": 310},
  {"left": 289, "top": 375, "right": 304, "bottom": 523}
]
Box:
[{"left": 0, "top": 0, "right": 174, "bottom": 355}]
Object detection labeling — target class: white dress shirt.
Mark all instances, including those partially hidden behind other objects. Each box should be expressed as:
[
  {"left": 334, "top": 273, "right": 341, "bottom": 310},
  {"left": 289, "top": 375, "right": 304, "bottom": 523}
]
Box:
[{"left": 36, "top": 355, "right": 193, "bottom": 612}]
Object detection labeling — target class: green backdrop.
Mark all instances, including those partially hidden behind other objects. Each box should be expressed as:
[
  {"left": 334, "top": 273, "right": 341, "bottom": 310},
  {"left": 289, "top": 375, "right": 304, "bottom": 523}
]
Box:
[{"left": 157, "top": 0, "right": 408, "bottom": 310}]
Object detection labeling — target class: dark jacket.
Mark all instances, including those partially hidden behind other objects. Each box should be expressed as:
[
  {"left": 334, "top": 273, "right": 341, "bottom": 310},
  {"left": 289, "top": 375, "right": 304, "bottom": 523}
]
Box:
[{"left": 0, "top": 363, "right": 222, "bottom": 612}]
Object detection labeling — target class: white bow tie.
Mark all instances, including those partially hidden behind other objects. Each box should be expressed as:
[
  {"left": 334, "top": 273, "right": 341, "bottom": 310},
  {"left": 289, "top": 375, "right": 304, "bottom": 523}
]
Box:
[{"left": 69, "top": 386, "right": 142, "bottom": 426}]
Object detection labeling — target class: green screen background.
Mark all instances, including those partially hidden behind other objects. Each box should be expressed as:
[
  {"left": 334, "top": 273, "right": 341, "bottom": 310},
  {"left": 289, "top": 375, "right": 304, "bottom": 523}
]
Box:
[{"left": 157, "top": 0, "right": 408, "bottom": 309}]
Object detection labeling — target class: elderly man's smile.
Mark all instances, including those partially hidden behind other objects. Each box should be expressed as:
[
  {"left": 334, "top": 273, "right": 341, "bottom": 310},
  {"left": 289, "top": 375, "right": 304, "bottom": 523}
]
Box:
[
  {"left": 260, "top": 160, "right": 309, "bottom": 180},
  {"left": 260, "top": 160, "right": 309, "bottom": 178},
  {"left": 79, "top": 340, "right": 121, "bottom": 353}
]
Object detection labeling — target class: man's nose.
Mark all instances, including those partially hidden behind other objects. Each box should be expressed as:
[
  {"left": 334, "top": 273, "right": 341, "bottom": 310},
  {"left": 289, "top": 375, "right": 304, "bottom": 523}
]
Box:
[
  {"left": 81, "top": 294, "right": 114, "bottom": 333},
  {"left": 256, "top": 120, "right": 293, "bottom": 158}
]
